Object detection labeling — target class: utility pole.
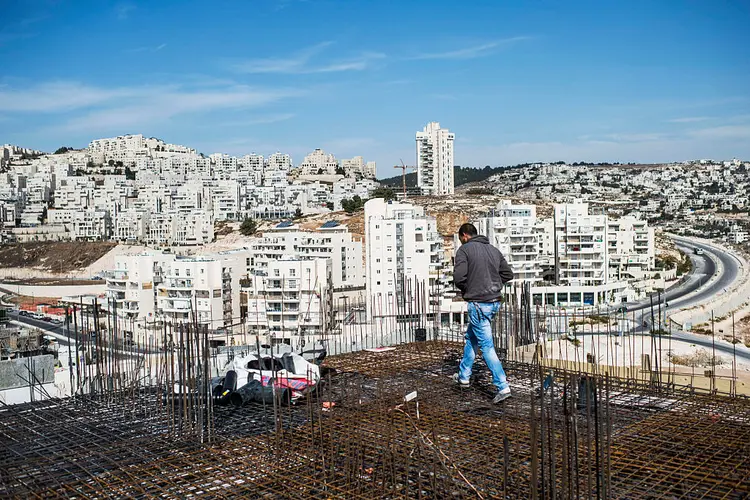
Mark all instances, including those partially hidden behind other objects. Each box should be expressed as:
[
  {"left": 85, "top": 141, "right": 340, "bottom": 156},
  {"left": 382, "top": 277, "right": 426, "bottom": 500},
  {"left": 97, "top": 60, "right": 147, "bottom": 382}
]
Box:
[{"left": 393, "top": 159, "right": 414, "bottom": 200}]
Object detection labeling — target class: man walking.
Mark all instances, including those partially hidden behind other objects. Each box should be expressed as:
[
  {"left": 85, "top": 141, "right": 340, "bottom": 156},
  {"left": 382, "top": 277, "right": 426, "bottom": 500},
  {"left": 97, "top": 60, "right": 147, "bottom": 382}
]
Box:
[{"left": 453, "top": 223, "right": 515, "bottom": 403}]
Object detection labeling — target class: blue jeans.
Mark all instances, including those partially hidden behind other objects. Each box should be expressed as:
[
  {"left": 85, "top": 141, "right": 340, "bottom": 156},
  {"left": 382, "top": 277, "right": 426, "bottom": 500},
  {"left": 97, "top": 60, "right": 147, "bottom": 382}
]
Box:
[{"left": 459, "top": 302, "right": 509, "bottom": 391}]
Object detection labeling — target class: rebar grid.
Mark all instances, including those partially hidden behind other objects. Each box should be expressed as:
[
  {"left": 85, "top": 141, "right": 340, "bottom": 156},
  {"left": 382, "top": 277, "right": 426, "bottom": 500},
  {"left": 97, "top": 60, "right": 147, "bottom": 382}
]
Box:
[{"left": 2, "top": 341, "right": 749, "bottom": 499}]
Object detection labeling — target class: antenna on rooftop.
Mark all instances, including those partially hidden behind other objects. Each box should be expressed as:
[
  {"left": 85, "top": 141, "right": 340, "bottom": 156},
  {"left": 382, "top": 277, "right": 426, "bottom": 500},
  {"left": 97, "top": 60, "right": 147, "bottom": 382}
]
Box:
[{"left": 393, "top": 159, "right": 414, "bottom": 200}]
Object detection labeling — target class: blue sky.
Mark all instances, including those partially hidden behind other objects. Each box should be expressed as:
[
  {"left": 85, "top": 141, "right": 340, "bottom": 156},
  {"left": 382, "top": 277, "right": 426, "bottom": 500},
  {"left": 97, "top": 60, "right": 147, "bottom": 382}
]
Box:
[{"left": 1, "top": 0, "right": 749, "bottom": 177}]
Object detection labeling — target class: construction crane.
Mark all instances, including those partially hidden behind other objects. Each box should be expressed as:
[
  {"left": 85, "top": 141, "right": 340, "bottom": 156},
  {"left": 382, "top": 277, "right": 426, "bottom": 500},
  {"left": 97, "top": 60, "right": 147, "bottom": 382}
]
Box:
[{"left": 393, "top": 159, "right": 415, "bottom": 200}]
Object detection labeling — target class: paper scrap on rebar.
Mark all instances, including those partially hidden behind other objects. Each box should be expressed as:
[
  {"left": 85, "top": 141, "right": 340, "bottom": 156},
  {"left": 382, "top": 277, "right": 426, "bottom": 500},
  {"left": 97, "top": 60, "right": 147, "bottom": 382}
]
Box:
[{"left": 364, "top": 347, "right": 397, "bottom": 353}]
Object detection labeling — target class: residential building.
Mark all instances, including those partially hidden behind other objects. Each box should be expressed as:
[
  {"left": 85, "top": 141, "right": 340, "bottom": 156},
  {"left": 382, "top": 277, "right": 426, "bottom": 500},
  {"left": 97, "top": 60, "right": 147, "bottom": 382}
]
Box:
[
  {"left": 243, "top": 257, "right": 333, "bottom": 338},
  {"left": 416, "top": 122, "right": 455, "bottom": 196},
  {"left": 105, "top": 252, "right": 173, "bottom": 325},
  {"left": 473, "top": 201, "right": 543, "bottom": 283},
  {"left": 364, "top": 198, "right": 444, "bottom": 318},
  {"left": 554, "top": 200, "right": 608, "bottom": 286},
  {"left": 298, "top": 149, "right": 338, "bottom": 176},
  {"left": 247, "top": 220, "right": 364, "bottom": 290},
  {"left": 606, "top": 216, "right": 655, "bottom": 280}
]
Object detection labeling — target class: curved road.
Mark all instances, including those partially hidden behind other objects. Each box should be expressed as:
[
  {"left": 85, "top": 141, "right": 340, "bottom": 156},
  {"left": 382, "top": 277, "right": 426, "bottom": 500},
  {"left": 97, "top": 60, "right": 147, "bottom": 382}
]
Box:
[{"left": 630, "top": 236, "right": 750, "bottom": 361}]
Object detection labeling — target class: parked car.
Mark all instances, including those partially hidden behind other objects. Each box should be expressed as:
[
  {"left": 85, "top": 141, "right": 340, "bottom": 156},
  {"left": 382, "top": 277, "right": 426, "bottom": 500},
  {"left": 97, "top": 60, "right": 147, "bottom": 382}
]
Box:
[{"left": 18, "top": 310, "right": 29, "bottom": 317}]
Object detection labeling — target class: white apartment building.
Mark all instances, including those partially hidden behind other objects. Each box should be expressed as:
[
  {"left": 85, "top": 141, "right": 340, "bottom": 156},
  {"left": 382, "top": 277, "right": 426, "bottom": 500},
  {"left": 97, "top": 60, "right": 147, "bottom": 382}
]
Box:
[
  {"left": 298, "top": 149, "right": 338, "bottom": 176},
  {"left": 473, "top": 201, "right": 543, "bottom": 283},
  {"left": 554, "top": 201, "right": 608, "bottom": 286},
  {"left": 105, "top": 252, "right": 173, "bottom": 325},
  {"left": 340, "top": 156, "right": 377, "bottom": 179},
  {"left": 364, "top": 198, "right": 444, "bottom": 318},
  {"left": 606, "top": 216, "right": 655, "bottom": 280},
  {"left": 416, "top": 122, "right": 455, "bottom": 196},
  {"left": 243, "top": 256, "right": 333, "bottom": 338},
  {"left": 729, "top": 224, "right": 748, "bottom": 244},
  {"left": 332, "top": 178, "right": 379, "bottom": 210},
  {"left": 155, "top": 251, "right": 249, "bottom": 328},
  {"left": 113, "top": 209, "right": 151, "bottom": 243},
  {"left": 89, "top": 134, "right": 149, "bottom": 164},
  {"left": 247, "top": 221, "right": 364, "bottom": 289},
  {"left": 267, "top": 152, "right": 292, "bottom": 171}
]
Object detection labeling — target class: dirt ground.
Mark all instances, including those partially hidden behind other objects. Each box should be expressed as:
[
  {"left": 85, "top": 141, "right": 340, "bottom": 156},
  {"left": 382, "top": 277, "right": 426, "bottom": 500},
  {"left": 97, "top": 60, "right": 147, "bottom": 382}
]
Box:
[{"left": 0, "top": 242, "right": 117, "bottom": 273}]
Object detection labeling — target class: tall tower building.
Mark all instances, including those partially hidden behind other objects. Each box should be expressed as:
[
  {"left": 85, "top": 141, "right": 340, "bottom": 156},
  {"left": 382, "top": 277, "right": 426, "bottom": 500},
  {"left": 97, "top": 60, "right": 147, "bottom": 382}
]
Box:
[{"left": 416, "top": 122, "right": 455, "bottom": 196}]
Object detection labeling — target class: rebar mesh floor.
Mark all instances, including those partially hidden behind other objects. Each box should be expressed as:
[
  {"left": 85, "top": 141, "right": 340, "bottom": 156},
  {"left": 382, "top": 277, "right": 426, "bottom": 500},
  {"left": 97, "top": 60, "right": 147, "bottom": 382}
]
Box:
[{"left": 2, "top": 341, "right": 749, "bottom": 499}]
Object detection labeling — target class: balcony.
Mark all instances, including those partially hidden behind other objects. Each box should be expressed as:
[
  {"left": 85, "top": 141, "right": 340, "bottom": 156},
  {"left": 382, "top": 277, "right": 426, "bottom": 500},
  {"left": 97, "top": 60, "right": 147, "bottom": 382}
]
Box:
[
  {"left": 165, "top": 279, "right": 194, "bottom": 289},
  {"left": 105, "top": 271, "right": 128, "bottom": 280}
]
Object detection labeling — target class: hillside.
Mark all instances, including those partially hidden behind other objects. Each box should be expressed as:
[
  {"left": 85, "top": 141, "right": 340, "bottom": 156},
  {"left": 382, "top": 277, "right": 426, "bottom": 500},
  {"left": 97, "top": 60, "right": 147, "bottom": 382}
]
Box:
[
  {"left": 379, "top": 165, "right": 508, "bottom": 188},
  {"left": 0, "top": 242, "right": 117, "bottom": 273}
]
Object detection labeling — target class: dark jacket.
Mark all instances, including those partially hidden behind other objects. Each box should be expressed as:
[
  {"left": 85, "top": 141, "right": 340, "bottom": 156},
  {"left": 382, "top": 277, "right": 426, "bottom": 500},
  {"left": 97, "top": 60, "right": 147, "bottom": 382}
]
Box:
[{"left": 453, "top": 235, "right": 514, "bottom": 302}]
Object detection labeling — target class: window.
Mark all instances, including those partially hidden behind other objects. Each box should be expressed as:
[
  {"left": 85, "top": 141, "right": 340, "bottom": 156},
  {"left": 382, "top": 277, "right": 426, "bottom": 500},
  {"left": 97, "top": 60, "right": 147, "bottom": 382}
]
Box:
[
  {"left": 186, "top": 269, "right": 191, "bottom": 277},
  {"left": 201, "top": 268, "right": 205, "bottom": 274},
  {"left": 274, "top": 269, "right": 280, "bottom": 277},
  {"left": 175, "top": 269, "right": 179, "bottom": 276}
]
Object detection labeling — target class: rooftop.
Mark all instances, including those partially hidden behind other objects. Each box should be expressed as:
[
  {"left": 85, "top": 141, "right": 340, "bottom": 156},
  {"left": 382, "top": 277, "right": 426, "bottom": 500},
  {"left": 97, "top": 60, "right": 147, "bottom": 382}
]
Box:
[{"left": 1, "top": 341, "right": 748, "bottom": 498}]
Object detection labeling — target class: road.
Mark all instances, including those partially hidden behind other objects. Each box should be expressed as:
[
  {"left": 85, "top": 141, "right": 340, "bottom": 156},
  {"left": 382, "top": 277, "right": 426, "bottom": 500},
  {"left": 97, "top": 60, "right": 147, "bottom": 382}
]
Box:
[
  {"left": 10, "top": 311, "right": 151, "bottom": 356},
  {"left": 627, "top": 236, "right": 750, "bottom": 362}
]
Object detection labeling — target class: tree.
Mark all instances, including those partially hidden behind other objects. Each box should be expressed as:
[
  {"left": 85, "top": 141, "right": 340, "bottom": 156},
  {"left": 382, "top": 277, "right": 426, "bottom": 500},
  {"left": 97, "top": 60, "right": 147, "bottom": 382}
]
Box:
[
  {"left": 108, "top": 159, "right": 115, "bottom": 167},
  {"left": 239, "top": 218, "right": 258, "bottom": 236},
  {"left": 335, "top": 166, "right": 345, "bottom": 176},
  {"left": 294, "top": 208, "right": 303, "bottom": 219},
  {"left": 342, "top": 195, "right": 365, "bottom": 214},
  {"left": 125, "top": 166, "right": 136, "bottom": 181},
  {"left": 317, "top": 168, "right": 324, "bottom": 175},
  {"left": 325, "top": 202, "right": 334, "bottom": 211},
  {"left": 54, "top": 146, "right": 73, "bottom": 155},
  {"left": 370, "top": 186, "right": 396, "bottom": 201}
]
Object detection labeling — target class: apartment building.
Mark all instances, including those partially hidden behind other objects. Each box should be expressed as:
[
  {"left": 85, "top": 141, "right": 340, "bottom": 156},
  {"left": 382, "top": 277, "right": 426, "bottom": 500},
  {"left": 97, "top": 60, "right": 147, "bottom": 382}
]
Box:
[
  {"left": 332, "top": 178, "right": 379, "bottom": 210},
  {"left": 554, "top": 201, "right": 608, "bottom": 286},
  {"left": 247, "top": 221, "right": 364, "bottom": 289},
  {"left": 340, "top": 156, "right": 377, "bottom": 179},
  {"left": 298, "top": 149, "right": 338, "bottom": 176},
  {"left": 606, "top": 216, "right": 655, "bottom": 280},
  {"left": 105, "top": 252, "right": 173, "bottom": 325},
  {"left": 416, "top": 122, "right": 455, "bottom": 196},
  {"left": 473, "top": 201, "right": 543, "bottom": 283},
  {"left": 364, "top": 198, "right": 444, "bottom": 317},
  {"left": 113, "top": 209, "right": 150, "bottom": 243},
  {"left": 267, "top": 152, "right": 292, "bottom": 171},
  {"left": 243, "top": 256, "right": 333, "bottom": 338}
]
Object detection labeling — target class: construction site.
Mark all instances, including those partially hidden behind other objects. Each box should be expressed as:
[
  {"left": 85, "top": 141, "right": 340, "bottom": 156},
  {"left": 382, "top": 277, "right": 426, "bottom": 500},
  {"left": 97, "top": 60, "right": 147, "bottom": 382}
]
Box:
[{"left": 1, "top": 292, "right": 749, "bottom": 499}]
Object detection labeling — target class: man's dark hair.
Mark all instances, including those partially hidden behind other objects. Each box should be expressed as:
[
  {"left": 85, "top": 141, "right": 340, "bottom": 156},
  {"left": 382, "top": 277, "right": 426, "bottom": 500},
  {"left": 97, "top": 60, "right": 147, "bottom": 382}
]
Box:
[{"left": 458, "top": 223, "right": 478, "bottom": 237}]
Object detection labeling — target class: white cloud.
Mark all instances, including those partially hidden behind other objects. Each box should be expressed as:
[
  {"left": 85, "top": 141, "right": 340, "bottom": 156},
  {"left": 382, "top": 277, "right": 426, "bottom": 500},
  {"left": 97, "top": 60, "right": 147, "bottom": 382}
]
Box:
[
  {"left": 124, "top": 43, "right": 168, "bottom": 54},
  {"left": 688, "top": 125, "right": 750, "bottom": 140},
  {"left": 667, "top": 116, "right": 710, "bottom": 123},
  {"left": 57, "top": 86, "right": 302, "bottom": 132},
  {"left": 229, "top": 42, "right": 385, "bottom": 74},
  {"left": 409, "top": 37, "right": 530, "bottom": 60},
  {"left": 116, "top": 3, "right": 135, "bottom": 20},
  {"left": 0, "top": 82, "right": 140, "bottom": 112},
  {"left": 0, "top": 80, "right": 304, "bottom": 136},
  {"left": 603, "top": 133, "right": 665, "bottom": 142}
]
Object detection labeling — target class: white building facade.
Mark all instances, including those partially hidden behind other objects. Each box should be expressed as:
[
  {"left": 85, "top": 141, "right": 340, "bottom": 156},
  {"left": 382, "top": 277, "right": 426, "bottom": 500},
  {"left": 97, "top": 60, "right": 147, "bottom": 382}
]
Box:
[{"left": 416, "top": 122, "right": 455, "bottom": 196}]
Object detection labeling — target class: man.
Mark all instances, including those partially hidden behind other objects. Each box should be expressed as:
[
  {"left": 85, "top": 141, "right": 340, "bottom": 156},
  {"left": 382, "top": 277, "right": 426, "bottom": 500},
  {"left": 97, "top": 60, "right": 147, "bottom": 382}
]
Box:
[{"left": 453, "top": 223, "right": 515, "bottom": 403}]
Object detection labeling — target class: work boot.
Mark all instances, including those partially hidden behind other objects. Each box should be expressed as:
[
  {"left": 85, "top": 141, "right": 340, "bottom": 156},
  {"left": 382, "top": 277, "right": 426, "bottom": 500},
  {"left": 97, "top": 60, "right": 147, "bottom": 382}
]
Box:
[
  {"left": 492, "top": 387, "right": 512, "bottom": 404},
  {"left": 452, "top": 373, "right": 470, "bottom": 387}
]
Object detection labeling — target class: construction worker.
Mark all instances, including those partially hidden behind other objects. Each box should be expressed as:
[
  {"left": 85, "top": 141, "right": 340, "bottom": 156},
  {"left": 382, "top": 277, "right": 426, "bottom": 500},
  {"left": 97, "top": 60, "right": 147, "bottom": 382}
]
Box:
[{"left": 452, "top": 223, "right": 515, "bottom": 403}]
